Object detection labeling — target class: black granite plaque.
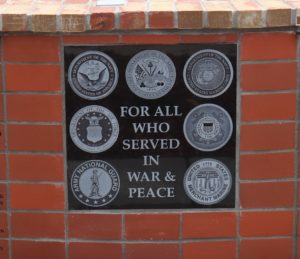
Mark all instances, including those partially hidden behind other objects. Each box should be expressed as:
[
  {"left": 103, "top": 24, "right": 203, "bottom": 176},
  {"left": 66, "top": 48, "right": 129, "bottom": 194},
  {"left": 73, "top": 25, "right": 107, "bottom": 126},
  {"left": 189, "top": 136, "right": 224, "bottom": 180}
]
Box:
[{"left": 65, "top": 44, "right": 237, "bottom": 210}]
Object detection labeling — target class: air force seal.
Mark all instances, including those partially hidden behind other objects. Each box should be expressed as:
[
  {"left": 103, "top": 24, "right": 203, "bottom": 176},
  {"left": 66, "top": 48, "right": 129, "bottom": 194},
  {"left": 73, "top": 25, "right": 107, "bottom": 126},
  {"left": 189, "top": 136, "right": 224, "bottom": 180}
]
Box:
[
  {"left": 71, "top": 160, "right": 120, "bottom": 207},
  {"left": 183, "top": 49, "right": 233, "bottom": 98},
  {"left": 125, "top": 50, "right": 176, "bottom": 99},
  {"left": 184, "top": 159, "right": 232, "bottom": 205},
  {"left": 183, "top": 104, "right": 233, "bottom": 151},
  {"left": 68, "top": 51, "right": 118, "bottom": 100},
  {"left": 69, "top": 105, "right": 119, "bottom": 153}
]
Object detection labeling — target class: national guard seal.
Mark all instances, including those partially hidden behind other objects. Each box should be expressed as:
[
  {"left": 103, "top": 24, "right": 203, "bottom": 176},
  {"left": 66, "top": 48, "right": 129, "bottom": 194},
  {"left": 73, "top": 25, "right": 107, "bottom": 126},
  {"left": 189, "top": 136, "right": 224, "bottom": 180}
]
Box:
[
  {"left": 69, "top": 105, "right": 119, "bottom": 153},
  {"left": 68, "top": 51, "right": 119, "bottom": 100},
  {"left": 183, "top": 49, "right": 233, "bottom": 98},
  {"left": 71, "top": 160, "right": 120, "bottom": 207},
  {"left": 183, "top": 104, "right": 233, "bottom": 151},
  {"left": 125, "top": 50, "right": 176, "bottom": 99},
  {"left": 183, "top": 159, "right": 232, "bottom": 205}
]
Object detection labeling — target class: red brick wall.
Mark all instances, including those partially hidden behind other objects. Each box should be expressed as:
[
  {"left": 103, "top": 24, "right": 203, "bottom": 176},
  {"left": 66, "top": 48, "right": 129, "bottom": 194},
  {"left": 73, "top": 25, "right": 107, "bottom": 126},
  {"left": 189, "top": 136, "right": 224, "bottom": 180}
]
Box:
[{"left": 0, "top": 31, "right": 298, "bottom": 259}]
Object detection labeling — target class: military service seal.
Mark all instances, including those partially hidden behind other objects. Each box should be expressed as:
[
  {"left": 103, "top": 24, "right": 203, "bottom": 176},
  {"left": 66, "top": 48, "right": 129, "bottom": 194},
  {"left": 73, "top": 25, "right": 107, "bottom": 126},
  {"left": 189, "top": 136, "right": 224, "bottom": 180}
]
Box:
[
  {"left": 183, "top": 104, "right": 233, "bottom": 151},
  {"left": 125, "top": 50, "right": 176, "bottom": 99},
  {"left": 183, "top": 49, "right": 233, "bottom": 98},
  {"left": 184, "top": 159, "right": 232, "bottom": 205},
  {"left": 71, "top": 160, "right": 120, "bottom": 207},
  {"left": 68, "top": 51, "right": 118, "bottom": 100},
  {"left": 69, "top": 105, "right": 119, "bottom": 153}
]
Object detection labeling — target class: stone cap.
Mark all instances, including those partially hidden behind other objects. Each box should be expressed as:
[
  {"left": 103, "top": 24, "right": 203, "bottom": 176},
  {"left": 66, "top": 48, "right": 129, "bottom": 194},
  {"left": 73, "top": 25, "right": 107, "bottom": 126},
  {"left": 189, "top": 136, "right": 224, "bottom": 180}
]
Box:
[{"left": 1, "top": 0, "right": 300, "bottom": 32}]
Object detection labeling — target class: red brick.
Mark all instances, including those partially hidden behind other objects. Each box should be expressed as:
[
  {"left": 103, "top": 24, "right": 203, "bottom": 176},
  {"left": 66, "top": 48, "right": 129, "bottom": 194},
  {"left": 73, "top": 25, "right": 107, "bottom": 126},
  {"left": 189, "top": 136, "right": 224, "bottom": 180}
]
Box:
[
  {"left": 240, "top": 181, "right": 294, "bottom": 208},
  {"left": 182, "top": 212, "right": 236, "bottom": 238},
  {"left": 69, "top": 243, "right": 122, "bottom": 259},
  {"left": 296, "top": 211, "right": 300, "bottom": 234},
  {"left": 240, "top": 152, "right": 295, "bottom": 180},
  {"left": 12, "top": 212, "right": 65, "bottom": 238},
  {"left": 12, "top": 240, "right": 65, "bottom": 259},
  {"left": 240, "top": 123, "right": 295, "bottom": 151},
  {"left": 11, "top": 183, "right": 64, "bottom": 210},
  {"left": 127, "top": 243, "right": 179, "bottom": 259},
  {"left": 241, "top": 62, "right": 297, "bottom": 92},
  {"left": 90, "top": 7, "right": 115, "bottom": 31},
  {"left": 125, "top": 213, "right": 180, "bottom": 240},
  {"left": 242, "top": 93, "right": 296, "bottom": 121},
  {"left": 0, "top": 67, "right": 3, "bottom": 92},
  {"left": 6, "top": 64, "right": 61, "bottom": 92},
  {"left": 149, "top": 11, "right": 174, "bottom": 29},
  {"left": 0, "top": 124, "right": 5, "bottom": 151},
  {"left": 0, "top": 240, "right": 9, "bottom": 259},
  {"left": 0, "top": 154, "right": 6, "bottom": 180},
  {"left": 122, "top": 34, "right": 180, "bottom": 44},
  {"left": 8, "top": 124, "right": 63, "bottom": 152},
  {"left": 69, "top": 213, "right": 121, "bottom": 240},
  {"left": 183, "top": 241, "right": 236, "bottom": 259},
  {"left": 9, "top": 154, "right": 64, "bottom": 181},
  {"left": 0, "top": 184, "right": 7, "bottom": 210},
  {"left": 120, "top": 12, "right": 145, "bottom": 30},
  {"left": 240, "top": 238, "right": 293, "bottom": 259},
  {"left": 181, "top": 34, "right": 238, "bottom": 43},
  {"left": 241, "top": 32, "right": 297, "bottom": 60},
  {"left": 297, "top": 238, "right": 300, "bottom": 259},
  {"left": 0, "top": 212, "right": 8, "bottom": 238},
  {"left": 240, "top": 211, "right": 293, "bottom": 237},
  {"left": 7, "top": 94, "right": 62, "bottom": 122},
  {"left": 3, "top": 35, "right": 60, "bottom": 62},
  {"left": 0, "top": 94, "right": 4, "bottom": 121},
  {"left": 63, "top": 35, "right": 119, "bottom": 44}
]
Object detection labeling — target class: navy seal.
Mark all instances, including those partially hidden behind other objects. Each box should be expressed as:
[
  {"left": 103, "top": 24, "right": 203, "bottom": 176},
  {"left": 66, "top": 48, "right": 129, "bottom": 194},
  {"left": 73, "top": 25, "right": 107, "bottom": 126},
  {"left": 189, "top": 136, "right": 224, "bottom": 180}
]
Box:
[
  {"left": 184, "top": 159, "right": 232, "bottom": 205},
  {"left": 126, "top": 50, "right": 176, "bottom": 99},
  {"left": 68, "top": 51, "right": 118, "bottom": 100},
  {"left": 71, "top": 160, "right": 120, "bottom": 207},
  {"left": 183, "top": 49, "right": 233, "bottom": 98},
  {"left": 183, "top": 104, "right": 233, "bottom": 151},
  {"left": 69, "top": 105, "right": 119, "bottom": 153}
]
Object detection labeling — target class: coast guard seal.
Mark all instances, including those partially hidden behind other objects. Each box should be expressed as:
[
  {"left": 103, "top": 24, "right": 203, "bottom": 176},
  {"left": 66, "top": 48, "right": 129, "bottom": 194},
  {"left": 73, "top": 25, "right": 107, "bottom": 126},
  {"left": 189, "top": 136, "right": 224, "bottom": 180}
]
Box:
[
  {"left": 183, "top": 49, "right": 233, "bottom": 98},
  {"left": 183, "top": 104, "right": 233, "bottom": 151},
  {"left": 184, "top": 159, "right": 232, "bottom": 205},
  {"left": 125, "top": 50, "right": 176, "bottom": 99},
  {"left": 71, "top": 160, "right": 120, "bottom": 207},
  {"left": 68, "top": 51, "right": 118, "bottom": 100},
  {"left": 69, "top": 105, "right": 119, "bottom": 153}
]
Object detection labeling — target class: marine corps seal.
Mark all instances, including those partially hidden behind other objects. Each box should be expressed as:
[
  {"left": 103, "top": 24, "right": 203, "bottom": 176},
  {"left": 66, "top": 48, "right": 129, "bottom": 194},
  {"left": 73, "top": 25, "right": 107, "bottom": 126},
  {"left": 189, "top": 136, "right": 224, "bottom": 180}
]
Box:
[
  {"left": 68, "top": 51, "right": 118, "bottom": 100},
  {"left": 125, "top": 50, "right": 176, "bottom": 99},
  {"left": 183, "top": 159, "right": 232, "bottom": 205},
  {"left": 69, "top": 105, "right": 119, "bottom": 153},
  {"left": 183, "top": 104, "right": 233, "bottom": 151},
  {"left": 183, "top": 49, "right": 233, "bottom": 98},
  {"left": 71, "top": 160, "right": 120, "bottom": 207}
]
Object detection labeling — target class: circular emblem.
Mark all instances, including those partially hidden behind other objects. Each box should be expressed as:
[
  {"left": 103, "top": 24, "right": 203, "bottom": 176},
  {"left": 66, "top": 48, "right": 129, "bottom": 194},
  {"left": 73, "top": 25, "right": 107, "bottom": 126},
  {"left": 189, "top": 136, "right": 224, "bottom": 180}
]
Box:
[
  {"left": 183, "top": 159, "right": 232, "bottom": 205},
  {"left": 125, "top": 50, "right": 176, "bottom": 99},
  {"left": 69, "top": 105, "right": 119, "bottom": 153},
  {"left": 71, "top": 160, "right": 120, "bottom": 207},
  {"left": 183, "top": 104, "right": 233, "bottom": 151},
  {"left": 68, "top": 51, "right": 119, "bottom": 100},
  {"left": 183, "top": 49, "right": 233, "bottom": 98}
]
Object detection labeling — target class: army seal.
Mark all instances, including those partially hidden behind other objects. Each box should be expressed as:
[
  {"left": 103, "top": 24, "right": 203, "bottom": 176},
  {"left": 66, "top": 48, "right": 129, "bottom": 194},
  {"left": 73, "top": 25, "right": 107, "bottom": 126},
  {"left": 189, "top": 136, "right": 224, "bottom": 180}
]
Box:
[
  {"left": 183, "top": 104, "right": 233, "bottom": 151},
  {"left": 69, "top": 105, "right": 119, "bottom": 153},
  {"left": 184, "top": 159, "right": 232, "bottom": 205},
  {"left": 68, "top": 51, "right": 119, "bottom": 100},
  {"left": 125, "top": 50, "right": 176, "bottom": 99},
  {"left": 183, "top": 49, "right": 233, "bottom": 98},
  {"left": 71, "top": 160, "right": 120, "bottom": 207}
]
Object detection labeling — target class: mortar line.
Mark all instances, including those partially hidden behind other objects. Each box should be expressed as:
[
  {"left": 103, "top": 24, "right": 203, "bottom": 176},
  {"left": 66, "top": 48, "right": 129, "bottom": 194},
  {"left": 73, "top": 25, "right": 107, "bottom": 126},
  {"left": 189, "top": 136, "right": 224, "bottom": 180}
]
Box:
[
  {"left": 236, "top": 32, "right": 242, "bottom": 259},
  {"left": 240, "top": 59, "right": 297, "bottom": 64},
  {"left": 60, "top": 35, "right": 69, "bottom": 259},
  {"left": 293, "top": 33, "right": 300, "bottom": 259},
  {"left": 121, "top": 213, "right": 126, "bottom": 259},
  {"left": 1, "top": 33, "right": 12, "bottom": 259},
  {"left": 179, "top": 212, "right": 184, "bottom": 259}
]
